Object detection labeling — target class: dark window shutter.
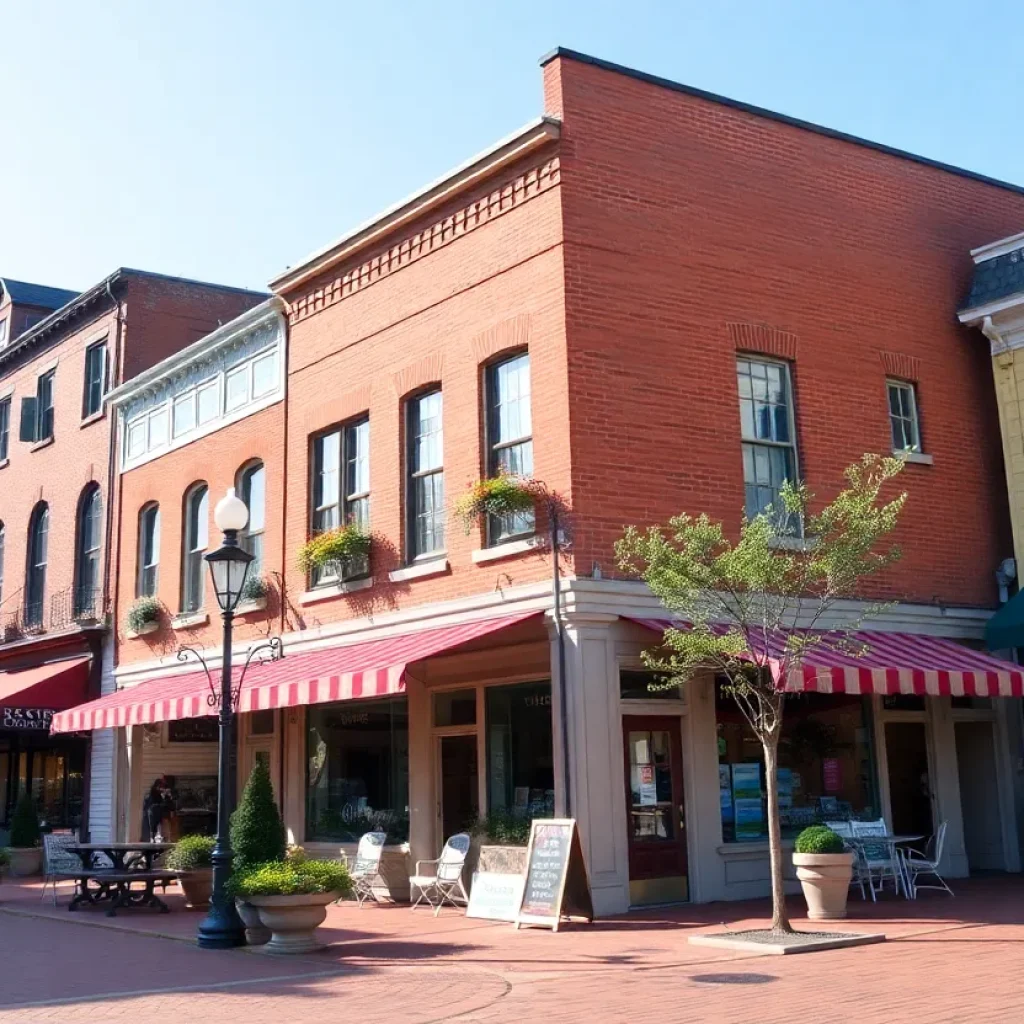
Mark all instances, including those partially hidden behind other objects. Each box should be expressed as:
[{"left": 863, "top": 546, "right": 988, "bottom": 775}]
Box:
[{"left": 19, "top": 397, "right": 37, "bottom": 443}]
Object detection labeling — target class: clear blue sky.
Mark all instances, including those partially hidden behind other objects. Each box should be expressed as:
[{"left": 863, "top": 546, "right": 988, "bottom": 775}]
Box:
[{"left": 2, "top": 0, "right": 1022, "bottom": 294}]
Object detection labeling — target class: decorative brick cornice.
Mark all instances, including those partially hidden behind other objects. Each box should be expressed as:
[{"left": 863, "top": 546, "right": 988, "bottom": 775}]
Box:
[
  {"left": 471, "top": 314, "right": 532, "bottom": 364},
  {"left": 297, "top": 384, "right": 372, "bottom": 434},
  {"left": 879, "top": 350, "right": 921, "bottom": 382},
  {"left": 728, "top": 322, "right": 798, "bottom": 361},
  {"left": 391, "top": 352, "right": 444, "bottom": 398},
  {"left": 287, "top": 158, "right": 561, "bottom": 325}
]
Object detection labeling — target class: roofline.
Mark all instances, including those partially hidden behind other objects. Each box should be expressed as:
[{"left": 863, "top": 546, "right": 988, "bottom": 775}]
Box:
[
  {"left": 0, "top": 277, "right": 79, "bottom": 309},
  {"left": 970, "top": 230, "right": 1024, "bottom": 263},
  {"left": 106, "top": 296, "right": 285, "bottom": 407},
  {"left": 269, "top": 115, "right": 562, "bottom": 294},
  {"left": 540, "top": 47, "right": 1024, "bottom": 198},
  {"left": 0, "top": 268, "right": 267, "bottom": 371}
]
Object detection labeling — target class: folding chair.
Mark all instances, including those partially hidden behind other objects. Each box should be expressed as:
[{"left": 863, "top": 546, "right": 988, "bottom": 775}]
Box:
[
  {"left": 903, "top": 822, "right": 954, "bottom": 899},
  {"left": 825, "top": 821, "right": 866, "bottom": 900},
  {"left": 346, "top": 831, "right": 387, "bottom": 906},
  {"left": 410, "top": 833, "right": 471, "bottom": 916},
  {"left": 41, "top": 833, "right": 82, "bottom": 906},
  {"left": 852, "top": 819, "right": 901, "bottom": 900}
]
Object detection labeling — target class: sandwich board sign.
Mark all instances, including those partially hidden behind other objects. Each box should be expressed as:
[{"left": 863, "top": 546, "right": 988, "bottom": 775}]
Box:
[
  {"left": 466, "top": 871, "right": 526, "bottom": 922},
  {"left": 514, "top": 818, "right": 594, "bottom": 931}
]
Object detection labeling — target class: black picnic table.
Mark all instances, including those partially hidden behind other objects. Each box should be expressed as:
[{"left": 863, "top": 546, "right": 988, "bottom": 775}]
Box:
[{"left": 66, "top": 843, "right": 176, "bottom": 916}]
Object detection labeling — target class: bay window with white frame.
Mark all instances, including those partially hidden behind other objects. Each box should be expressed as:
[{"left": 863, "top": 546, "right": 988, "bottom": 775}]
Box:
[{"left": 736, "top": 357, "right": 800, "bottom": 534}]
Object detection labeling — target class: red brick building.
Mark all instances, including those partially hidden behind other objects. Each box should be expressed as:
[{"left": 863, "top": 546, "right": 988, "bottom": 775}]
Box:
[
  {"left": 68, "top": 51, "right": 1024, "bottom": 912},
  {"left": 0, "top": 270, "right": 264, "bottom": 842}
]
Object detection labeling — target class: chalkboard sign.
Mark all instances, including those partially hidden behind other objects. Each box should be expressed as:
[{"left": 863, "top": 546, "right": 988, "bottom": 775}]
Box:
[
  {"left": 168, "top": 718, "right": 219, "bottom": 743},
  {"left": 515, "top": 818, "right": 594, "bottom": 931}
]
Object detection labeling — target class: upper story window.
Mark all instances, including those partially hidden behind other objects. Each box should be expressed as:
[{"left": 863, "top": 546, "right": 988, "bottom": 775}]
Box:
[
  {"left": 0, "top": 521, "right": 6, "bottom": 605},
  {"left": 737, "top": 357, "right": 799, "bottom": 533},
  {"left": 311, "top": 417, "right": 369, "bottom": 585},
  {"left": 0, "top": 396, "right": 10, "bottom": 462},
  {"left": 486, "top": 352, "right": 533, "bottom": 544},
  {"left": 887, "top": 380, "right": 921, "bottom": 454},
  {"left": 75, "top": 485, "right": 102, "bottom": 616},
  {"left": 406, "top": 390, "right": 444, "bottom": 561},
  {"left": 181, "top": 484, "right": 209, "bottom": 614},
  {"left": 0, "top": 319, "right": 7, "bottom": 348},
  {"left": 20, "top": 369, "right": 56, "bottom": 445},
  {"left": 239, "top": 461, "right": 266, "bottom": 578},
  {"left": 137, "top": 503, "right": 160, "bottom": 598},
  {"left": 83, "top": 342, "right": 107, "bottom": 419},
  {"left": 26, "top": 502, "right": 49, "bottom": 627}
]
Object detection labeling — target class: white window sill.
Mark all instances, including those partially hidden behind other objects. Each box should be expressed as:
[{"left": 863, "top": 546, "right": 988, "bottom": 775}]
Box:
[
  {"left": 717, "top": 839, "right": 795, "bottom": 857},
  {"left": 80, "top": 409, "right": 106, "bottom": 429},
  {"left": 767, "top": 536, "right": 817, "bottom": 552},
  {"left": 299, "top": 577, "right": 373, "bottom": 606},
  {"left": 29, "top": 436, "right": 54, "bottom": 453},
  {"left": 171, "top": 612, "right": 209, "bottom": 630},
  {"left": 236, "top": 596, "right": 268, "bottom": 614},
  {"left": 126, "top": 621, "right": 160, "bottom": 638},
  {"left": 471, "top": 535, "right": 540, "bottom": 563},
  {"left": 388, "top": 558, "right": 449, "bottom": 583},
  {"left": 895, "top": 449, "right": 934, "bottom": 465}
]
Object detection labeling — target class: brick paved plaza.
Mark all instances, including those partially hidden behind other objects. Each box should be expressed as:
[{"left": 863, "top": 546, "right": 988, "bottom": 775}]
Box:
[{"left": 1, "top": 876, "right": 1023, "bottom": 1022}]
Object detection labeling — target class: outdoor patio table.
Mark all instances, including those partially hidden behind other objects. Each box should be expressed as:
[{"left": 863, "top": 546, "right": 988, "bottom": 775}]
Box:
[
  {"left": 66, "top": 842, "right": 175, "bottom": 915},
  {"left": 845, "top": 834, "right": 924, "bottom": 899}
]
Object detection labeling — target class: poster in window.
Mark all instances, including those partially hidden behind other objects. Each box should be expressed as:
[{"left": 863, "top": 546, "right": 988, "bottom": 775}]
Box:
[
  {"left": 822, "top": 757, "right": 842, "bottom": 794},
  {"left": 731, "top": 763, "right": 763, "bottom": 840},
  {"left": 776, "top": 768, "right": 793, "bottom": 811},
  {"left": 637, "top": 764, "right": 658, "bottom": 806},
  {"left": 719, "top": 764, "right": 733, "bottom": 823}
]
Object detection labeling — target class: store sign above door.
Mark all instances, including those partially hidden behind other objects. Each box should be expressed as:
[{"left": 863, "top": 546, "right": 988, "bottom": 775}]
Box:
[{"left": 1, "top": 708, "right": 55, "bottom": 730}]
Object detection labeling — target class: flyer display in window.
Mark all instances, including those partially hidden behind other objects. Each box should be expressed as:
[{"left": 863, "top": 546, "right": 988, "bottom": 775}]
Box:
[{"left": 731, "top": 763, "right": 764, "bottom": 840}]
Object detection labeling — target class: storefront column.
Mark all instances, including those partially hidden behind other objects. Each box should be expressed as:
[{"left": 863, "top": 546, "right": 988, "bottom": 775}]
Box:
[
  {"left": 994, "top": 699, "right": 1024, "bottom": 872},
  {"left": 548, "top": 610, "right": 628, "bottom": 916},
  {"left": 124, "top": 726, "right": 145, "bottom": 843},
  {"left": 406, "top": 670, "right": 433, "bottom": 867},
  {"left": 281, "top": 707, "right": 305, "bottom": 845},
  {"left": 928, "top": 699, "right": 969, "bottom": 878}
]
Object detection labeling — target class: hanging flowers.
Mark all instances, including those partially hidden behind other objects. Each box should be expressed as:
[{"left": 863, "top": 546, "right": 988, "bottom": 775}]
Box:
[{"left": 453, "top": 473, "right": 538, "bottom": 534}]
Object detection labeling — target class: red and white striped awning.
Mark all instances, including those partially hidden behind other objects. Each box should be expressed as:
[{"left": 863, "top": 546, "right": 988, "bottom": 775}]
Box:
[
  {"left": 52, "top": 611, "right": 539, "bottom": 734},
  {"left": 628, "top": 618, "right": 1024, "bottom": 697}
]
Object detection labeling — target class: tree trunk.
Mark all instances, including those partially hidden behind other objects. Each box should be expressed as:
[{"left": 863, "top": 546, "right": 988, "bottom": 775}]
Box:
[{"left": 762, "top": 734, "right": 793, "bottom": 934}]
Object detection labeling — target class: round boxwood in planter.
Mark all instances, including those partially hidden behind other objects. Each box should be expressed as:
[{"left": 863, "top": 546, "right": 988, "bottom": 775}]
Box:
[
  {"left": 6, "top": 793, "right": 42, "bottom": 876},
  {"left": 228, "top": 859, "right": 352, "bottom": 954},
  {"left": 166, "top": 834, "right": 216, "bottom": 909},
  {"left": 792, "top": 825, "right": 854, "bottom": 920}
]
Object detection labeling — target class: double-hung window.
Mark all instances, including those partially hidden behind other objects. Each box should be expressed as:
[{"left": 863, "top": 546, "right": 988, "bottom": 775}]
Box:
[
  {"left": 887, "top": 380, "right": 921, "bottom": 453},
  {"left": 21, "top": 370, "right": 56, "bottom": 444},
  {"left": 75, "top": 487, "right": 102, "bottom": 616},
  {"left": 181, "top": 484, "right": 209, "bottom": 613},
  {"left": 311, "top": 418, "right": 370, "bottom": 584},
  {"left": 0, "top": 397, "right": 10, "bottom": 461},
  {"left": 486, "top": 352, "right": 533, "bottom": 543},
  {"left": 83, "top": 342, "right": 107, "bottom": 418},
  {"left": 240, "top": 462, "right": 266, "bottom": 578},
  {"left": 26, "top": 503, "right": 49, "bottom": 627},
  {"left": 737, "top": 357, "right": 799, "bottom": 533},
  {"left": 138, "top": 504, "right": 160, "bottom": 597},
  {"left": 406, "top": 390, "right": 444, "bottom": 561}
]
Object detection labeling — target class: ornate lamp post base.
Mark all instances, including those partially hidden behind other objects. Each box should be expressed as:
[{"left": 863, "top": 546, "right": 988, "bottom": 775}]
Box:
[{"left": 197, "top": 900, "right": 246, "bottom": 948}]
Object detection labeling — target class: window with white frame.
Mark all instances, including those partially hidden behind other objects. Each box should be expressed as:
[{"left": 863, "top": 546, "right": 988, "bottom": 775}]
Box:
[
  {"left": 82, "top": 342, "right": 107, "bottom": 418},
  {"left": 137, "top": 503, "right": 160, "bottom": 598},
  {"left": 737, "top": 357, "right": 799, "bottom": 533},
  {"left": 486, "top": 352, "right": 533, "bottom": 544},
  {"left": 181, "top": 484, "right": 209, "bottom": 613},
  {"left": 887, "top": 380, "right": 921, "bottom": 453},
  {"left": 406, "top": 390, "right": 444, "bottom": 561},
  {"left": 239, "top": 461, "right": 266, "bottom": 578}
]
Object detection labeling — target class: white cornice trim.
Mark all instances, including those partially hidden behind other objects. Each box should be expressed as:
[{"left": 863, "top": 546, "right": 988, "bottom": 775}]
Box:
[
  {"left": 958, "top": 292, "right": 1024, "bottom": 325},
  {"left": 268, "top": 116, "right": 561, "bottom": 294},
  {"left": 971, "top": 230, "right": 1024, "bottom": 262}
]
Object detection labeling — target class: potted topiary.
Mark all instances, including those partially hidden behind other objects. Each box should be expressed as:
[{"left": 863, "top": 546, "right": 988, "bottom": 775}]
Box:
[
  {"left": 298, "top": 524, "right": 371, "bottom": 583},
  {"left": 126, "top": 597, "right": 162, "bottom": 637},
  {"left": 166, "top": 833, "right": 216, "bottom": 908},
  {"left": 237, "top": 573, "right": 269, "bottom": 611},
  {"left": 7, "top": 793, "right": 42, "bottom": 876},
  {"left": 227, "top": 858, "right": 351, "bottom": 954},
  {"left": 454, "top": 472, "right": 537, "bottom": 534},
  {"left": 230, "top": 760, "right": 286, "bottom": 944},
  {"left": 792, "top": 825, "right": 855, "bottom": 920}
]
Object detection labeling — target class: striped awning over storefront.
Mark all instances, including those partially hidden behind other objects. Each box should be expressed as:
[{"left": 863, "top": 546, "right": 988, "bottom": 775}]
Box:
[
  {"left": 629, "top": 618, "right": 1024, "bottom": 697},
  {"left": 51, "top": 611, "right": 538, "bottom": 734}
]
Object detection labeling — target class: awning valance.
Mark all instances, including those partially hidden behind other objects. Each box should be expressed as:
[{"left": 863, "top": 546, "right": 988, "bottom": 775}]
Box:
[
  {"left": 1, "top": 657, "right": 91, "bottom": 714},
  {"left": 51, "top": 612, "right": 537, "bottom": 734},
  {"left": 629, "top": 618, "right": 1024, "bottom": 696}
]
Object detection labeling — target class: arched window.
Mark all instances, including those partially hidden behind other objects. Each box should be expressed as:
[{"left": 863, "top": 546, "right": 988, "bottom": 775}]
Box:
[
  {"left": 26, "top": 503, "right": 49, "bottom": 627},
  {"left": 181, "top": 483, "right": 209, "bottom": 613},
  {"left": 137, "top": 503, "right": 160, "bottom": 598},
  {"left": 0, "top": 521, "right": 6, "bottom": 606},
  {"left": 75, "top": 486, "right": 103, "bottom": 616},
  {"left": 238, "top": 461, "right": 265, "bottom": 578}
]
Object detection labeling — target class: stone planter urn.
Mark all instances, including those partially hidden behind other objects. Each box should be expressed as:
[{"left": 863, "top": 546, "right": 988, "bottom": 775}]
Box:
[
  {"left": 235, "top": 898, "right": 271, "bottom": 945},
  {"left": 248, "top": 891, "right": 341, "bottom": 954},
  {"left": 792, "top": 851, "right": 855, "bottom": 919},
  {"left": 7, "top": 847, "right": 42, "bottom": 877},
  {"left": 176, "top": 869, "right": 213, "bottom": 909}
]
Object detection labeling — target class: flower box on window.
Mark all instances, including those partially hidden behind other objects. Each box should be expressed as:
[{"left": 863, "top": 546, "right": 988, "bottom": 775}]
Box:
[
  {"left": 454, "top": 473, "right": 538, "bottom": 535},
  {"left": 298, "top": 525, "right": 372, "bottom": 585},
  {"left": 126, "top": 596, "right": 162, "bottom": 637}
]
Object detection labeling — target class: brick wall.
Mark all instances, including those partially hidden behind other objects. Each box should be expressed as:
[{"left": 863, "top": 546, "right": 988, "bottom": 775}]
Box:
[{"left": 544, "top": 53, "right": 1024, "bottom": 607}]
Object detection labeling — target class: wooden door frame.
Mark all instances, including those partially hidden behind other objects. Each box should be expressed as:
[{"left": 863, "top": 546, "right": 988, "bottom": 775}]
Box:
[{"left": 434, "top": 730, "right": 479, "bottom": 840}]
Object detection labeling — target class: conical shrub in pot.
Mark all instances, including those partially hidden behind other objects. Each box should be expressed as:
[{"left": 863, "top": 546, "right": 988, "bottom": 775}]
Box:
[{"left": 7, "top": 792, "right": 43, "bottom": 876}]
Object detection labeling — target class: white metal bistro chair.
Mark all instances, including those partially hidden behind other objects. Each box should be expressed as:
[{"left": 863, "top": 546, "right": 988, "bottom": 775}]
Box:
[
  {"left": 852, "top": 819, "right": 901, "bottom": 900},
  {"left": 902, "top": 822, "right": 954, "bottom": 899},
  {"left": 41, "top": 833, "right": 82, "bottom": 906},
  {"left": 345, "top": 831, "right": 387, "bottom": 906},
  {"left": 409, "top": 832, "right": 471, "bottom": 916}
]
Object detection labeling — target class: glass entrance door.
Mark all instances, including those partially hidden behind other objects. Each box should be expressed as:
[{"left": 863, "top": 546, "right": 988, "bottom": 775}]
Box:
[
  {"left": 439, "top": 734, "right": 478, "bottom": 839},
  {"left": 622, "top": 716, "right": 688, "bottom": 905},
  {"left": 885, "top": 722, "right": 933, "bottom": 837}
]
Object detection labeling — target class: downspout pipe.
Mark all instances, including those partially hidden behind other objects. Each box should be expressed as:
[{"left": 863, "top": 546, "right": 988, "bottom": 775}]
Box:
[{"left": 550, "top": 504, "right": 571, "bottom": 816}]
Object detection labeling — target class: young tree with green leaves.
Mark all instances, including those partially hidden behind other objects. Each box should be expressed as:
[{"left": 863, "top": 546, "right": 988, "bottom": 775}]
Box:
[{"left": 616, "top": 454, "right": 906, "bottom": 934}]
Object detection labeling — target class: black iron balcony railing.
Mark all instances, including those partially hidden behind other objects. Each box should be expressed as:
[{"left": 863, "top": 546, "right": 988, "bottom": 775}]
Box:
[{"left": 0, "top": 587, "right": 104, "bottom": 643}]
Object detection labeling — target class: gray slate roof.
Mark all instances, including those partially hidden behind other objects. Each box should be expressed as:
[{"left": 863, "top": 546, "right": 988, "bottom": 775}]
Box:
[
  {"left": 0, "top": 277, "right": 79, "bottom": 311},
  {"left": 960, "top": 246, "right": 1024, "bottom": 312}
]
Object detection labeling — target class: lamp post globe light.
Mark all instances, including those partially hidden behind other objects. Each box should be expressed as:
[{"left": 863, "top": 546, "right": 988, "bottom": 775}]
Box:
[{"left": 196, "top": 488, "right": 253, "bottom": 950}]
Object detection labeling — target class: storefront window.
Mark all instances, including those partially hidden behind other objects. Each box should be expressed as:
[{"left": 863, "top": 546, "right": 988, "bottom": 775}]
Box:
[
  {"left": 434, "top": 689, "right": 477, "bottom": 727},
  {"left": 620, "top": 670, "right": 683, "bottom": 701},
  {"left": 306, "top": 698, "right": 409, "bottom": 843},
  {"left": 485, "top": 681, "right": 555, "bottom": 818},
  {"left": 716, "top": 683, "right": 878, "bottom": 842}
]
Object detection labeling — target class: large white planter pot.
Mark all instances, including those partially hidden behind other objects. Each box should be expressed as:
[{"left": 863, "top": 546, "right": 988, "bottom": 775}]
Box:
[
  {"left": 7, "top": 847, "right": 42, "bottom": 877},
  {"left": 176, "top": 869, "right": 213, "bottom": 909},
  {"left": 235, "top": 898, "right": 270, "bottom": 945},
  {"left": 793, "top": 851, "right": 854, "bottom": 920},
  {"left": 248, "top": 891, "right": 341, "bottom": 954}
]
